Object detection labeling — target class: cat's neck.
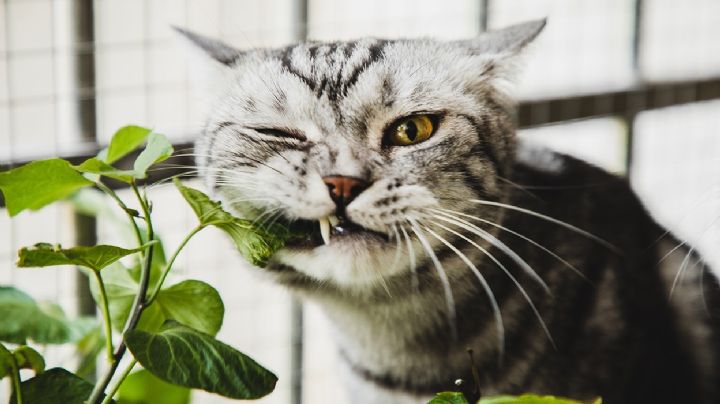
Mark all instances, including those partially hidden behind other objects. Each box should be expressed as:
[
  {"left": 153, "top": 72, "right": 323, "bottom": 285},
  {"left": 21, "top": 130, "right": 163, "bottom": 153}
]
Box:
[{"left": 304, "top": 255, "right": 509, "bottom": 396}]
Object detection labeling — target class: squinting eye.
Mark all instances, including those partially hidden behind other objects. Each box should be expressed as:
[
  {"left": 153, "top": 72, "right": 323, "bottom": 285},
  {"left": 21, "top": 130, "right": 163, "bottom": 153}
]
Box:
[{"left": 387, "top": 115, "right": 436, "bottom": 146}]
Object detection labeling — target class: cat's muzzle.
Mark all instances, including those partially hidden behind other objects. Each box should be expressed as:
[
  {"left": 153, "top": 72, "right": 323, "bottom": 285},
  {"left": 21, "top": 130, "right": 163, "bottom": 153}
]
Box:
[{"left": 283, "top": 214, "right": 389, "bottom": 249}]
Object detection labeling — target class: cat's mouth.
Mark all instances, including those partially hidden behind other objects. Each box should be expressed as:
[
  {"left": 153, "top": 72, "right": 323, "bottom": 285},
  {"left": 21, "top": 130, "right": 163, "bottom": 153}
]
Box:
[{"left": 283, "top": 215, "right": 389, "bottom": 248}]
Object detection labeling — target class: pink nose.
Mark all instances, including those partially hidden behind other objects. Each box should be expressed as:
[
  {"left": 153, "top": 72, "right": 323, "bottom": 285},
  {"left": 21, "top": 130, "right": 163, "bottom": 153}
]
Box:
[{"left": 322, "top": 175, "right": 369, "bottom": 207}]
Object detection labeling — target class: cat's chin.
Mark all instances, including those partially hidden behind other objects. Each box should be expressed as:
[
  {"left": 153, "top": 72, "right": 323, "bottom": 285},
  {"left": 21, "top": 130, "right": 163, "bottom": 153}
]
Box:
[{"left": 272, "top": 235, "right": 404, "bottom": 287}]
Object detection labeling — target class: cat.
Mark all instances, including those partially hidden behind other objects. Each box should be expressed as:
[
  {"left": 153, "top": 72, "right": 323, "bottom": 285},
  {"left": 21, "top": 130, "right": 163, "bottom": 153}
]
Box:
[{"left": 178, "top": 20, "right": 720, "bottom": 404}]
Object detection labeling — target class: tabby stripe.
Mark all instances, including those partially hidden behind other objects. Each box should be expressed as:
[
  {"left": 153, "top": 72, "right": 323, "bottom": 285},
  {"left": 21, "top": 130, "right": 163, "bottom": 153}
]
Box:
[
  {"left": 279, "top": 47, "right": 317, "bottom": 91},
  {"left": 340, "top": 40, "right": 388, "bottom": 97}
]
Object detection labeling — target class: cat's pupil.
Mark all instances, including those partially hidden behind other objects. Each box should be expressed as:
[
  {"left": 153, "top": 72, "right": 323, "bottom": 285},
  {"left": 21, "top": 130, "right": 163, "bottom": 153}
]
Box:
[{"left": 405, "top": 121, "right": 418, "bottom": 141}]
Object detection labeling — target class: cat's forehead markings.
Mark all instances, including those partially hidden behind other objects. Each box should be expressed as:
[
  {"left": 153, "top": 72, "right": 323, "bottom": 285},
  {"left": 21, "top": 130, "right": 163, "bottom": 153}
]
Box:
[{"left": 276, "top": 39, "right": 389, "bottom": 104}]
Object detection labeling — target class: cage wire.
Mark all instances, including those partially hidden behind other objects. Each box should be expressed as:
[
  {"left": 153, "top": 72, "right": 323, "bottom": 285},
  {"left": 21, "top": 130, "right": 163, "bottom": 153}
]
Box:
[{"left": 1, "top": 0, "right": 719, "bottom": 403}]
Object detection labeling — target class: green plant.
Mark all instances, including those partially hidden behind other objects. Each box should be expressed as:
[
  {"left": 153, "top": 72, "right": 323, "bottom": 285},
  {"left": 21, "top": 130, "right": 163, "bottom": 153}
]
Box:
[
  {"left": 428, "top": 392, "right": 601, "bottom": 404},
  {"left": 0, "top": 126, "right": 293, "bottom": 403}
]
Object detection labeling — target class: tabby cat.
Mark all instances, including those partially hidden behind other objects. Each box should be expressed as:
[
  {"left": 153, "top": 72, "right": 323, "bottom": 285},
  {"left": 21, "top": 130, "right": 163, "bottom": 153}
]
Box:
[{"left": 178, "top": 20, "right": 720, "bottom": 404}]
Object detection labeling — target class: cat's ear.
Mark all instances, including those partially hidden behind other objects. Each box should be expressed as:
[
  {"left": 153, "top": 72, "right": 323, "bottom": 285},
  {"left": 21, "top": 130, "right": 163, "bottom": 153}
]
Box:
[
  {"left": 459, "top": 19, "right": 546, "bottom": 56},
  {"left": 174, "top": 27, "right": 241, "bottom": 107},
  {"left": 173, "top": 27, "right": 242, "bottom": 66}
]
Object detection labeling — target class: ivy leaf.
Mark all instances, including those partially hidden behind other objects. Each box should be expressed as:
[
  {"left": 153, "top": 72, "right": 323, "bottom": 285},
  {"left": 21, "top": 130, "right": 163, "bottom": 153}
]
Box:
[
  {"left": 17, "top": 242, "right": 149, "bottom": 272},
  {"left": 0, "top": 286, "right": 95, "bottom": 344},
  {"left": 152, "top": 280, "right": 224, "bottom": 336},
  {"left": 125, "top": 321, "right": 277, "bottom": 399},
  {"left": 12, "top": 345, "right": 45, "bottom": 374},
  {"left": 132, "top": 132, "right": 173, "bottom": 179},
  {"left": 428, "top": 392, "right": 470, "bottom": 404},
  {"left": 74, "top": 158, "right": 137, "bottom": 183},
  {"left": 0, "top": 158, "right": 93, "bottom": 216},
  {"left": 478, "top": 395, "right": 599, "bottom": 404},
  {"left": 100, "top": 125, "right": 153, "bottom": 164},
  {"left": 173, "top": 179, "right": 291, "bottom": 267},
  {"left": 118, "top": 369, "right": 191, "bottom": 404},
  {"left": 80, "top": 132, "right": 172, "bottom": 182},
  {"left": 9, "top": 368, "right": 99, "bottom": 404},
  {"left": 91, "top": 264, "right": 223, "bottom": 336}
]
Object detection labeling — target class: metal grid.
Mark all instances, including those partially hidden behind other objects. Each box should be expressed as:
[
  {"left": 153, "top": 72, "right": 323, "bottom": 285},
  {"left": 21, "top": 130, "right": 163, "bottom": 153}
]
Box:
[{"left": 1, "top": 1, "right": 719, "bottom": 403}]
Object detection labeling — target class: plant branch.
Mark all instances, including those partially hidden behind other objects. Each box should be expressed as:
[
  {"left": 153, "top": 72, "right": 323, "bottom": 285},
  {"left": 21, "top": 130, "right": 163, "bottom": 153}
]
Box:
[
  {"left": 11, "top": 360, "right": 22, "bottom": 404},
  {"left": 95, "top": 181, "right": 144, "bottom": 247},
  {"left": 91, "top": 270, "right": 115, "bottom": 363},
  {"left": 87, "top": 181, "right": 155, "bottom": 404},
  {"left": 1, "top": 344, "right": 22, "bottom": 404},
  {"left": 147, "top": 224, "right": 205, "bottom": 304},
  {"left": 100, "top": 359, "right": 137, "bottom": 404},
  {"left": 123, "top": 181, "right": 154, "bottom": 333}
]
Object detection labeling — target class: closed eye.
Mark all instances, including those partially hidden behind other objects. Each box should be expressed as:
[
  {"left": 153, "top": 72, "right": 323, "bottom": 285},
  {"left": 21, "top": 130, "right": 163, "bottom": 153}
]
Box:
[{"left": 252, "top": 127, "right": 307, "bottom": 141}]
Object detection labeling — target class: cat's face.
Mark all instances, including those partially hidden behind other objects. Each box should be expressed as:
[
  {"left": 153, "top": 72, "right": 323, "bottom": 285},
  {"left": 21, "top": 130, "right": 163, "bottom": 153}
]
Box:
[{"left": 183, "top": 21, "right": 544, "bottom": 289}]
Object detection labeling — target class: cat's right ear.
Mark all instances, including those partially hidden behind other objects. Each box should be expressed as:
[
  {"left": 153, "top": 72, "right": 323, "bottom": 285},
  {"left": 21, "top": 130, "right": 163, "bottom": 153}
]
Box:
[{"left": 462, "top": 19, "right": 547, "bottom": 56}]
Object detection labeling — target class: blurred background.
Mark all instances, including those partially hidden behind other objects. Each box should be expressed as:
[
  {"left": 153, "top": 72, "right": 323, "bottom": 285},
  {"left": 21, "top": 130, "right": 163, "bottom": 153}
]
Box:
[{"left": 1, "top": 0, "right": 719, "bottom": 403}]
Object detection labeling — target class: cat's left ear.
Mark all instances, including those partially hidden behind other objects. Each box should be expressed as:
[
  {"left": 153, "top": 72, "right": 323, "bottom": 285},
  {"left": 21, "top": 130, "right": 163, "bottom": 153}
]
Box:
[
  {"left": 173, "top": 27, "right": 243, "bottom": 66},
  {"left": 457, "top": 19, "right": 547, "bottom": 57},
  {"left": 174, "top": 27, "right": 243, "bottom": 107}
]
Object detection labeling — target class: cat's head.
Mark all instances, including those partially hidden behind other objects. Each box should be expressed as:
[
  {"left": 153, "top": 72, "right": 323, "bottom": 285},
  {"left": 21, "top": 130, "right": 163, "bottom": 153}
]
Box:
[{"left": 180, "top": 20, "right": 545, "bottom": 290}]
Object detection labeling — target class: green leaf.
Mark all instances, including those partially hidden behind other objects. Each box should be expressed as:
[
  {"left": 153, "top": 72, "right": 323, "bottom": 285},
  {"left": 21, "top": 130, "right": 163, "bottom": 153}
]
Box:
[
  {"left": 0, "top": 158, "right": 93, "bottom": 216},
  {"left": 74, "top": 157, "right": 137, "bottom": 183},
  {"left": 101, "top": 125, "right": 153, "bottom": 164},
  {"left": 17, "top": 242, "right": 148, "bottom": 272},
  {"left": 12, "top": 345, "right": 45, "bottom": 374},
  {"left": 9, "top": 367, "right": 98, "bottom": 404},
  {"left": 428, "top": 392, "right": 470, "bottom": 404},
  {"left": 125, "top": 321, "right": 277, "bottom": 399},
  {"left": 78, "top": 132, "right": 172, "bottom": 182},
  {"left": 118, "top": 369, "right": 191, "bottom": 404},
  {"left": 0, "top": 286, "right": 95, "bottom": 344},
  {"left": 478, "top": 394, "right": 597, "bottom": 404},
  {"left": 132, "top": 132, "right": 173, "bottom": 178},
  {"left": 91, "top": 264, "right": 223, "bottom": 336},
  {"left": 153, "top": 280, "right": 224, "bottom": 336},
  {"left": 173, "top": 179, "right": 291, "bottom": 267}
]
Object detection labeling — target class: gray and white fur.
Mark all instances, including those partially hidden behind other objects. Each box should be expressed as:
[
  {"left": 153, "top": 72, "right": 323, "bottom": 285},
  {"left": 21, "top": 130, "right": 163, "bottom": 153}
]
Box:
[{"left": 179, "top": 21, "right": 720, "bottom": 404}]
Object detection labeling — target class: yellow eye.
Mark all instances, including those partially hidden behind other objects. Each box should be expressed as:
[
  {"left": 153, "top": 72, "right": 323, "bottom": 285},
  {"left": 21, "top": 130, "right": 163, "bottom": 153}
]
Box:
[{"left": 388, "top": 115, "right": 435, "bottom": 146}]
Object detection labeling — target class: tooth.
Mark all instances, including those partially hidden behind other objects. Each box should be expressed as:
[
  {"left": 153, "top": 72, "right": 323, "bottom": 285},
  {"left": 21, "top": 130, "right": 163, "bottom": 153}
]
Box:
[
  {"left": 328, "top": 215, "right": 339, "bottom": 227},
  {"left": 319, "top": 217, "right": 331, "bottom": 245}
]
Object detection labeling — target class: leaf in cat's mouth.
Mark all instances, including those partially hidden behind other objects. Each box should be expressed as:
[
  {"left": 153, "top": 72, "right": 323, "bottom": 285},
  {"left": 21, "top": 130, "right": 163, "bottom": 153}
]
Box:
[{"left": 281, "top": 215, "right": 389, "bottom": 248}]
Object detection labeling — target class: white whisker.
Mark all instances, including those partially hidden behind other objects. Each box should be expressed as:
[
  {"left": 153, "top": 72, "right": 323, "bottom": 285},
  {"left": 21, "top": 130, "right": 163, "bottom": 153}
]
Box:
[
  {"left": 669, "top": 215, "right": 720, "bottom": 298},
  {"left": 389, "top": 225, "right": 404, "bottom": 275},
  {"left": 431, "top": 211, "right": 550, "bottom": 294},
  {"left": 400, "top": 225, "right": 419, "bottom": 293},
  {"left": 432, "top": 208, "right": 589, "bottom": 283},
  {"left": 470, "top": 199, "right": 620, "bottom": 253},
  {"left": 427, "top": 219, "right": 555, "bottom": 348},
  {"left": 408, "top": 218, "right": 458, "bottom": 342},
  {"left": 422, "top": 223, "right": 505, "bottom": 360}
]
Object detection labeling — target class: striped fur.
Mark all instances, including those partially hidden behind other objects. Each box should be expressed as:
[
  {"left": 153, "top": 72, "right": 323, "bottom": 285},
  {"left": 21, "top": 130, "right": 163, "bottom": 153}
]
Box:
[{"left": 181, "top": 20, "right": 720, "bottom": 403}]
